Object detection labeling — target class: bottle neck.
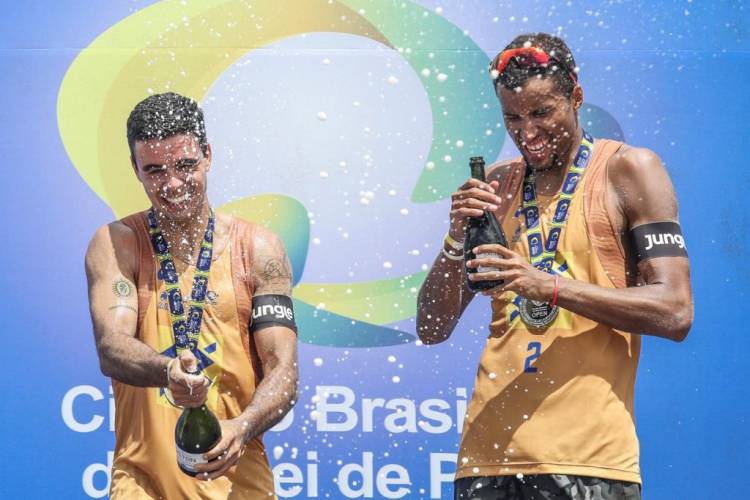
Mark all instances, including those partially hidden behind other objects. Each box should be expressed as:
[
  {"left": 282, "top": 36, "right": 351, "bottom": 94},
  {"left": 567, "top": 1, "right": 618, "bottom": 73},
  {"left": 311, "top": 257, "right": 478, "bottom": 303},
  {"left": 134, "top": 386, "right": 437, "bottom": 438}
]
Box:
[{"left": 470, "top": 165, "right": 486, "bottom": 182}]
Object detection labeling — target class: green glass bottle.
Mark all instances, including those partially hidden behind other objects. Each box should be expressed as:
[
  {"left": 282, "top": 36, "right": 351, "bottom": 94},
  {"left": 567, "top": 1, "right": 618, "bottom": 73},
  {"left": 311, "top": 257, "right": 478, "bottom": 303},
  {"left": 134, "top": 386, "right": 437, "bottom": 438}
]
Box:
[
  {"left": 174, "top": 365, "right": 222, "bottom": 477},
  {"left": 464, "top": 156, "right": 508, "bottom": 292}
]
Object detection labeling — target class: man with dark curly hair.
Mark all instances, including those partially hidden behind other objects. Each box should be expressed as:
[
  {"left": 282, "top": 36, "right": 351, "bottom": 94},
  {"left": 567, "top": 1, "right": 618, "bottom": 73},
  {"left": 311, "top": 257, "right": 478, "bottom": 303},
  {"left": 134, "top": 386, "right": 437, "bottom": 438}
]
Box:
[
  {"left": 86, "top": 92, "right": 298, "bottom": 498},
  {"left": 418, "top": 33, "right": 693, "bottom": 499}
]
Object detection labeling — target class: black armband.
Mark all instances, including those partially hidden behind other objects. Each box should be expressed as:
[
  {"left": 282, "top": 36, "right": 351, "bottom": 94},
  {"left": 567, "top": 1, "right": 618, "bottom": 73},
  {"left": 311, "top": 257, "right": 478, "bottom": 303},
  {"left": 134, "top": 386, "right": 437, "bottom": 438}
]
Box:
[
  {"left": 249, "top": 295, "right": 297, "bottom": 333},
  {"left": 630, "top": 221, "right": 688, "bottom": 262}
]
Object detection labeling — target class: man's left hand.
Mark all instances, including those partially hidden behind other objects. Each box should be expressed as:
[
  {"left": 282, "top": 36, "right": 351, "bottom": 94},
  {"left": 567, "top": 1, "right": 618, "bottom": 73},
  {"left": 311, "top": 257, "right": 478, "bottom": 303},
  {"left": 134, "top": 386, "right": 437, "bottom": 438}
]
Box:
[
  {"left": 194, "top": 418, "right": 250, "bottom": 481},
  {"left": 466, "top": 244, "right": 555, "bottom": 300}
]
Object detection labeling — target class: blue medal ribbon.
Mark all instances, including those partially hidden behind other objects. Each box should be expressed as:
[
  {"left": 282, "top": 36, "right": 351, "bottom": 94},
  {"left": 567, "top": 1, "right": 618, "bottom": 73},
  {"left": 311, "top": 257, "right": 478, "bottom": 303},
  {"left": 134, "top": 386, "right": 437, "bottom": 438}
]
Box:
[
  {"left": 147, "top": 207, "right": 215, "bottom": 357},
  {"left": 521, "top": 131, "right": 594, "bottom": 273}
]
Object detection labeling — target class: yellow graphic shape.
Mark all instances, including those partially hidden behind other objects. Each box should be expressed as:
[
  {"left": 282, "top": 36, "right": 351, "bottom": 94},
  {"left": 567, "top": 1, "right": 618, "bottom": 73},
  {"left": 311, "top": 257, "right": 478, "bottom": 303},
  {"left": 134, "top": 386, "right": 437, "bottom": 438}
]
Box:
[{"left": 58, "top": 0, "right": 390, "bottom": 218}]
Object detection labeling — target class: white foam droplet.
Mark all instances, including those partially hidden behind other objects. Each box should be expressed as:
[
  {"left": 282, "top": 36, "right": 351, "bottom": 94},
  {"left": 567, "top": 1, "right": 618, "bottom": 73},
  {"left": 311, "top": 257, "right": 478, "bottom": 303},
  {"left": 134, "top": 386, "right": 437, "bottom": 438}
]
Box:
[
  {"left": 437, "top": 73, "right": 448, "bottom": 82},
  {"left": 313, "top": 357, "right": 323, "bottom": 367},
  {"left": 273, "top": 446, "right": 284, "bottom": 460}
]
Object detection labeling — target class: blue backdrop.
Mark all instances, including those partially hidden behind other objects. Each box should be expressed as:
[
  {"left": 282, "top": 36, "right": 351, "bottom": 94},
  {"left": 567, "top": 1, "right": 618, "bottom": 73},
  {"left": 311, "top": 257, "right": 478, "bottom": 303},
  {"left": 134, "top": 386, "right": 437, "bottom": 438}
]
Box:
[{"left": 1, "top": 1, "right": 748, "bottom": 498}]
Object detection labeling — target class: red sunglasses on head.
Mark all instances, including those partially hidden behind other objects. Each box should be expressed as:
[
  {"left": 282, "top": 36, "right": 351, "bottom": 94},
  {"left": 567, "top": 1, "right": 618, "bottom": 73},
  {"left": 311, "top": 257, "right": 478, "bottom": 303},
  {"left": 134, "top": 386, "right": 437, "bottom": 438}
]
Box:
[{"left": 493, "top": 46, "right": 577, "bottom": 82}]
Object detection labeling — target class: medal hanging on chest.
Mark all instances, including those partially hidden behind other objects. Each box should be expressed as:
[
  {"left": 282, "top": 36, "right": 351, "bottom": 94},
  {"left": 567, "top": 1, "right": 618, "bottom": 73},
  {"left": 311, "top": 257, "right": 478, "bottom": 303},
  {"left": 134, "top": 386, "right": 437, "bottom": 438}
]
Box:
[
  {"left": 147, "top": 207, "right": 215, "bottom": 358},
  {"left": 518, "top": 131, "right": 594, "bottom": 329}
]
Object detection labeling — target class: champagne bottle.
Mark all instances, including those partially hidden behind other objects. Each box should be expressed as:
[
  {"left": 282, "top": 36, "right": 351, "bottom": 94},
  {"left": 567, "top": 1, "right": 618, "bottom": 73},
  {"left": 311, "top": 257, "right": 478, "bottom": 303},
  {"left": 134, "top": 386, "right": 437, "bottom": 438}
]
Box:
[
  {"left": 464, "top": 156, "right": 508, "bottom": 292},
  {"left": 174, "top": 358, "right": 222, "bottom": 477}
]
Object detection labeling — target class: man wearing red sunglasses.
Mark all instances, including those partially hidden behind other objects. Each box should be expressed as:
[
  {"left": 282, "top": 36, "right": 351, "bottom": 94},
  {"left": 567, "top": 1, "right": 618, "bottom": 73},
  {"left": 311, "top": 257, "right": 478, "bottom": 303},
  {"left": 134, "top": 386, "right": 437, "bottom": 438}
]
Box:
[{"left": 418, "top": 33, "right": 693, "bottom": 499}]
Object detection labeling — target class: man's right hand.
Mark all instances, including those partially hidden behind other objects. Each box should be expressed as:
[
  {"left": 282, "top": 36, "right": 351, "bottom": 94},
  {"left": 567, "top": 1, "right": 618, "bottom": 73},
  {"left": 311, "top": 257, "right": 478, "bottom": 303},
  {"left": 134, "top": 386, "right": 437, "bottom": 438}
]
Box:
[
  {"left": 167, "top": 350, "right": 210, "bottom": 408},
  {"left": 449, "top": 178, "right": 503, "bottom": 241}
]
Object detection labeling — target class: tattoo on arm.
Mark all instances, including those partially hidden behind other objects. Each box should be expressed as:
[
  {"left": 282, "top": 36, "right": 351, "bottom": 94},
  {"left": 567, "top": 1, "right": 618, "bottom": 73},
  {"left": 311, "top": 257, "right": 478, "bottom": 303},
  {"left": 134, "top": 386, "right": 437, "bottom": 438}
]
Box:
[
  {"left": 263, "top": 258, "right": 290, "bottom": 281},
  {"left": 255, "top": 254, "right": 293, "bottom": 295},
  {"left": 110, "top": 277, "right": 137, "bottom": 314}
]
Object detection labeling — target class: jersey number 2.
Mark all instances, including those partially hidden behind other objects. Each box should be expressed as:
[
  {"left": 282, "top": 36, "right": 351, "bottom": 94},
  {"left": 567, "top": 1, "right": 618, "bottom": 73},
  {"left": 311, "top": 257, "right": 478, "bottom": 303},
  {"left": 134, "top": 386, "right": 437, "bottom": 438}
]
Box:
[{"left": 524, "top": 342, "right": 541, "bottom": 373}]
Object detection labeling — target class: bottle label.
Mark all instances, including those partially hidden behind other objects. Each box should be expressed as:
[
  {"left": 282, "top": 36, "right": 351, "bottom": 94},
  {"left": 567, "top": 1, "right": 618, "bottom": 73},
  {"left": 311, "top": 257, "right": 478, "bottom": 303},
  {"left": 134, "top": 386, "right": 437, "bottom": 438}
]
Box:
[
  {"left": 176, "top": 447, "right": 207, "bottom": 472},
  {"left": 476, "top": 252, "right": 500, "bottom": 273}
]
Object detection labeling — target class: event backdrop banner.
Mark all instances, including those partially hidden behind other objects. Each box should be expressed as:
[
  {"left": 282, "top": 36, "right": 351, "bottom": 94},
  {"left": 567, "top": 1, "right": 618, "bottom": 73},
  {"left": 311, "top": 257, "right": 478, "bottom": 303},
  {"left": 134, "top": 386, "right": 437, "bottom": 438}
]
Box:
[{"left": 1, "top": 1, "right": 748, "bottom": 498}]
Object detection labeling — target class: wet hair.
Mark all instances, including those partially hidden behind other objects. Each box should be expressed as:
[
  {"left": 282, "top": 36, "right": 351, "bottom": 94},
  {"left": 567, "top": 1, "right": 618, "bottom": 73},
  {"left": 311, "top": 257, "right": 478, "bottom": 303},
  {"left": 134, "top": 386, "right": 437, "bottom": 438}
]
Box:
[
  {"left": 490, "top": 33, "right": 577, "bottom": 97},
  {"left": 126, "top": 92, "right": 208, "bottom": 156}
]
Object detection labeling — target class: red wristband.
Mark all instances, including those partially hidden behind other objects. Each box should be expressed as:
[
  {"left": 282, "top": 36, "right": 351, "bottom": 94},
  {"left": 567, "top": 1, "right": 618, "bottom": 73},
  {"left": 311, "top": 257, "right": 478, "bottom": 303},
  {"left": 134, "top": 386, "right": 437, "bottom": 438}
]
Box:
[{"left": 550, "top": 274, "right": 560, "bottom": 307}]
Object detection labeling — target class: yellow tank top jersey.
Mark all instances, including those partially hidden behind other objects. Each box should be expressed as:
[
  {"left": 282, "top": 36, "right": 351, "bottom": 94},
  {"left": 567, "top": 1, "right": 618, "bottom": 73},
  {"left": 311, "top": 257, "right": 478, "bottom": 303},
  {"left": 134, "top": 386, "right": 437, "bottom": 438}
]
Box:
[
  {"left": 456, "top": 139, "right": 642, "bottom": 484},
  {"left": 111, "top": 211, "right": 275, "bottom": 499}
]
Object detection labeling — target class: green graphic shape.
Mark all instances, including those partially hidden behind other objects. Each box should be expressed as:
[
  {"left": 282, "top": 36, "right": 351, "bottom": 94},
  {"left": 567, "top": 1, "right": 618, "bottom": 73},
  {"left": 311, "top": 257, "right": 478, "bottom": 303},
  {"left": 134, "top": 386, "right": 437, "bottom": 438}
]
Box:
[{"left": 294, "top": 300, "right": 413, "bottom": 347}]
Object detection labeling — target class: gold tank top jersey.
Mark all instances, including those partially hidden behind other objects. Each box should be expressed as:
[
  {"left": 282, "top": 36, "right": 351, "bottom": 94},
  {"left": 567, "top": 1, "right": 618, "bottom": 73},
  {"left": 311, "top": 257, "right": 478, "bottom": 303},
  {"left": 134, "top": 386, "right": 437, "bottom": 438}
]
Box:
[
  {"left": 111, "top": 211, "right": 275, "bottom": 499},
  {"left": 456, "top": 139, "right": 642, "bottom": 484}
]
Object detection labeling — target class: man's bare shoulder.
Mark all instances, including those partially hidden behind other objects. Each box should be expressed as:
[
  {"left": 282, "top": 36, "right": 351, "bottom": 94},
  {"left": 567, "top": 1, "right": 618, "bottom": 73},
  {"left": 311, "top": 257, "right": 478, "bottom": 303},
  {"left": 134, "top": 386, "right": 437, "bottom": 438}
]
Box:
[
  {"left": 85, "top": 220, "right": 139, "bottom": 279},
  {"left": 251, "top": 225, "right": 287, "bottom": 261},
  {"left": 608, "top": 144, "right": 666, "bottom": 186},
  {"left": 486, "top": 157, "right": 525, "bottom": 185},
  {"left": 607, "top": 144, "right": 678, "bottom": 225},
  {"left": 224, "top": 213, "right": 283, "bottom": 255},
  {"left": 87, "top": 221, "right": 137, "bottom": 254}
]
